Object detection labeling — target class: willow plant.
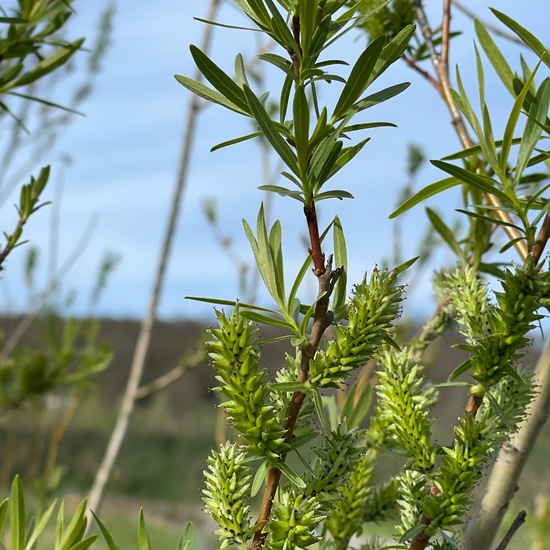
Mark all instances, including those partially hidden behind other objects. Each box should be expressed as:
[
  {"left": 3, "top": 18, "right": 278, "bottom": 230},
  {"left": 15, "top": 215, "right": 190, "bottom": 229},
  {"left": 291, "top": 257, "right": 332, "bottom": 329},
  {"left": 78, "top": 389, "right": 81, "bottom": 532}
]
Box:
[{"left": 177, "top": 1, "right": 550, "bottom": 549}]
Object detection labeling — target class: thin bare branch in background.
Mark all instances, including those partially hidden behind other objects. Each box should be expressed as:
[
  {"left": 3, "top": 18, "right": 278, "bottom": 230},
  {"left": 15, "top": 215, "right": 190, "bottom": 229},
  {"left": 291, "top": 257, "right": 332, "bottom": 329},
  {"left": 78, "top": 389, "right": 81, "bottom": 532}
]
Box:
[{"left": 84, "top": 0, "right": 223, "bottom": 526}]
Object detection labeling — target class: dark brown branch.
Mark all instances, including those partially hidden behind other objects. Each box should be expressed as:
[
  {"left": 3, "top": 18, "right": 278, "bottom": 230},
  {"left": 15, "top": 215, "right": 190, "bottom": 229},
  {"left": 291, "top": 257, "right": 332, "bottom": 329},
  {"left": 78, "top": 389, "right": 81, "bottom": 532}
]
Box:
[
  {"left": 494, "top": 510, "right": 526, "bottom": 550},
  {"left": 402, "top": 54, "right": 442, "bottom": 92}
]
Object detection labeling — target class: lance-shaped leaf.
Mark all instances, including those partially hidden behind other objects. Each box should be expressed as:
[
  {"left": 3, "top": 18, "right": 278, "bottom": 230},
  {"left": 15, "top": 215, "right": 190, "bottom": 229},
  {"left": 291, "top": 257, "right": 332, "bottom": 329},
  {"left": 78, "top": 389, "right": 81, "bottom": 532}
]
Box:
[
  {"left": 244, "top": 85, "right": 300, "bottom": 175},
  {"left": 175, "top": 75, "right": 249, "bottom": 115},
  {"left": 243, "top": 204, "right": 286, "bottom": 308},
  {"left": 211, "top": 131, "right": 263, "bottom": 152},
  {"left": 491, "top": 9, "right": 550, "bottom": 69},
  {"left": 332, "top": 215, "right": 347, "bottom": 311},
  {"left": 92, "top": 512, "right": 122, "bottom": 550},
  {"left": 390, "top": 176, "right": 460, "bottom": 218},
  {"left": 177, "top": 523, "right": 195, "bottom": 550},
  {"left": 269, "top": 219, "right": 286, "bottom": 304},
  {"left": 293, "top": 83, "right": 310, "bottom": 179},
  {"left": 138, "top": 509, "right": 151, "bottom": 550},
  {"left": 352, "top": 82, "right": 410, "bottom": 113},
  {"left": 515, "top": 78, "right": 550, "bottom": 184},
  {"left": 475, "top": 20, "right": 515, "bottom": 97},
  {"left": 10, "top": 476, "right": 25, "bottom": 550},
  {"left": 332, "top": 36, "right": 385, "bottom": 121},
  {"left": 189, "top": 45, "right": 250, "bottom": 113},
  {"left": 431, "top": 160, "right": 510, "bottom": 203},
  {"left": 8, "top": 38, "right": 84, "bottom": 89},
  {"left": 501, "top": 62, "right": 541, "bottom": 179}
]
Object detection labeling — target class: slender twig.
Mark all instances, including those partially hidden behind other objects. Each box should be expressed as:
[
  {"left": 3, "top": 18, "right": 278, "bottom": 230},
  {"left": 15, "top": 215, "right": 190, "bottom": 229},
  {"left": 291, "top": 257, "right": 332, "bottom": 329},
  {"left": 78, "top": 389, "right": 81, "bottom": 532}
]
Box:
[
  {"left": 411, "top": 0, "right": 528, "bottom": 261},
  {"left": 494, "top": 510, "right": 526, "bottom": 550},
  {"left": 252, "top": 255, "right": 342, "bottom": 549},
  {"left": 84, "top": 0, "right": 223, "bottom": 528},
  {"left": 402, "top": 54, "right": 442, "bottom": 92}
]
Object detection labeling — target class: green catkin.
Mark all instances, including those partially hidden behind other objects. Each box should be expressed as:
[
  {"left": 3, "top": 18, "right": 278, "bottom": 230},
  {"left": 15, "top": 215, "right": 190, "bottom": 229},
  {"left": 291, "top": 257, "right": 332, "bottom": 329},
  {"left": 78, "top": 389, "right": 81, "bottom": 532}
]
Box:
[
  {"left": 202, "top": 442, "right": 252, "bottom": 548},
  {"left": 207, "top": 307, "right": 287, "bottom": 459},
  {"left": 309, "top": 267, "right": 404, "bottom": 388}
]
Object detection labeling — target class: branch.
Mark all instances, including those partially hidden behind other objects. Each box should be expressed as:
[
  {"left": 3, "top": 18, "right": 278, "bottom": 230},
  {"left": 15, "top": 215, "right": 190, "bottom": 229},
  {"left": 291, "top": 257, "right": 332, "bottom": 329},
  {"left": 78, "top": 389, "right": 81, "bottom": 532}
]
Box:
[
  {"left": 84, "top": 0, "right": 223, "bottom": 529},
  {"left": 530, "top": 208, "right": 550, "bottom": 265},
  {"left": 462, "top": 337, "right": 550, "bottom": 549},
  {"left": 494, "top": 510, "right": 526, "bottom": 550},
  {"left": 411, "top": 0, "right": 528, "bottom": 261},
  {"left": 252, "top": 256, "right": 342, "bottom": 549}
]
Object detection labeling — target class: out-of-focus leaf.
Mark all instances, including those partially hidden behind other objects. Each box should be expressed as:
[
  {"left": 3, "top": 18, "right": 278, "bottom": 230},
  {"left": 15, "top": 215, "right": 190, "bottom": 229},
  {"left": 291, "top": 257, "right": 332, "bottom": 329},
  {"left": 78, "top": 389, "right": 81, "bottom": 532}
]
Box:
[{"left": 138, "top": 509, "right": 151, "bottom": 550}]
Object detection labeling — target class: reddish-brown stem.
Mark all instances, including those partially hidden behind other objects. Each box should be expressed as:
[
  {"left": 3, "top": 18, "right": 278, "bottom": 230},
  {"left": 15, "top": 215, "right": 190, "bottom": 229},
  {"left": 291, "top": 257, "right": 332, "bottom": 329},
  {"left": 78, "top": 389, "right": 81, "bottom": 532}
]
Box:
[
  {"left": 465, "top": 394, "right": 484, "bottom": 417},
  {"left": 304, "top": 201, "right": 325, "bottom": 275},
  {"left": 251, "top": 259, "right": 341, "bottom": 549},
  {"left": 402, "top": 55, "right": 442, "bottom": 92}
]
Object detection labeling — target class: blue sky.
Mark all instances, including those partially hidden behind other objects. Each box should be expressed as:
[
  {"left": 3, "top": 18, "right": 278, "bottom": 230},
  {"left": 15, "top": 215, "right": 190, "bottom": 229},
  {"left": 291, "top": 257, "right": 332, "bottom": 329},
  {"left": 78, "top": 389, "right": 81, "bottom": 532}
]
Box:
[{"left": 1, "top": 1, "right": 550, "bottom": 322}]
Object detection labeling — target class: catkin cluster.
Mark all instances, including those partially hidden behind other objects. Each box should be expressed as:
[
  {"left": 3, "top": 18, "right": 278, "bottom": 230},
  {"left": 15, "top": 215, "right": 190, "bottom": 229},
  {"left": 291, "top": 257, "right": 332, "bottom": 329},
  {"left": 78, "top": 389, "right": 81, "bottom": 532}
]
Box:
[
  {"left": 309, "top": 268, "right": 404, "bottom": 388},
  {"left": 207, "top": 308, "right": 287, "bottom": 459}
]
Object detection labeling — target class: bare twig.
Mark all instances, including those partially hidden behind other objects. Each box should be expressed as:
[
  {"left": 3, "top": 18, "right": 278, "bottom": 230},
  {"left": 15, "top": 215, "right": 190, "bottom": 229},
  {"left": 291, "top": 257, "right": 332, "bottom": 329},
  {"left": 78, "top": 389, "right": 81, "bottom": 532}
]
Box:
[
  {"left": 531, "top": 209, "right": 550, "bottom": 265},
  {"left": 84, "top": 0, "right": 222, "bottom": 527},
  {"left": 494, "top": 510, "right": 526, "bottom": 550}
]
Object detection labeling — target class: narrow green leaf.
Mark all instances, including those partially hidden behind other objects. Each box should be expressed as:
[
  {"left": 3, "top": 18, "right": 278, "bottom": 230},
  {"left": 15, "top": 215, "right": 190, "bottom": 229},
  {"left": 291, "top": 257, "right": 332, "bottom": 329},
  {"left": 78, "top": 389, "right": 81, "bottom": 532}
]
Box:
[
  {"left": 138, "top": 509, "right": 151, "bottom": 550},
  {"left": 277, "top": 462, "right": 307, "bottom": 489},
  {"left": 342, "top": 122, "right": 396, "bottom": 132},
  {"left": 399, "top": 524, "right": 427, "bottom": 543},
  {"left": 394, "top": 256, "right": 419, "bottom": 274},
  {"left": 58, "top": 499, "right": 87, "bottom": 550},
  {"left": 490, "top": 9, "right": 550, "bottom": 69},
  {"left": 185, "top": 296, "right": 280, "bottom": 316},
  {"left": 25, "top": 499, "right": 58, "bottom": 550},
  {"left": 448, "top": 359, "right": 471, "bottom": 381},
  {"left": 443, "top": 138, "right": 522, "bottom": 161},
  {"left": 211, "top": 131, "right": 262, "bottom": 151},
  {"left": 257, "top": 184, "right": 304, "bottom": 201},
  {"left": 455, "top": 209, "right": 524, "bottom": 232},
  {"left": 327, "top": 138, "right": 370, "bottom": 180},
  {"left": 369, "top": 24, "right": 416, "bottom": 85},
  {"left": 332, "top": 215, "right": 347, "bottom": 311},
  {"left": 258, "top": 52, "right": 293, "bottom": 75},
  {"left": 332, "top": 36, "right": 385, "bottom": 121},
  {"left": 499, "top": 236, "right": 526, "bottom": 254},
  {"left": 244, "top": 85, "right": 299, "bottom": 175},
  {"left": 174, "top": 75, "right": 248, "bottom": 115},
  {"left": 239, "top": 310, "right": 295, "bottom": 331},
  {"left": 515, "top": 78, "right": 550, "bottom": 184},
  {"left": 56, "top": 501, "right": 64, "bottom": 547},
  {"left": 5, "top": 91, "right": 84, "bottom": 116},
  {"left": 10, "top": 475, "right": 25, "bottom": 550},
  {"left": 271, "top": 381, "right": 311, "bottom": 392},
  {"left": 251, "top": 461, "right": 269, "bottom": 497},
  {"left": 279, "top": 73, "right": 293, "bottom": 124},
  {"left": 341, "top": 381, "right": 372, "bottom": 429},
  {"left": 177, "top": 524, "right": 195, "bottom": 550},
  {"left": 312, "top": 388, "right": 332, "bottom": 436},
  {"left": 390, "top": 177, "right": 459, "bottom": 218},
  {"left": 315, "top": 189, "right": 354, "bottom": 201},
  {"left": 475, "top": 20, "right": 515, "bottom": 96},
  {"left": 501, "top": 62, "right": 541, "bottom": 179},
  {"left": 485, "top": 391, "right": 512, "bottom": 431},
  {"left": 91, "top": 512, "right": 121, "bottom": 550},
  {"left": 9, "top": 38, "right": 84, "bottom": 89},
  {"left": 352, "top": 82, "right": 410, "bottom": 113},
  {"left": 193, "top": 16, "right": 259, "bottom": 32},
  {"left": 431, "top": 160, "right": 510, "bottom": 202},
  {"left": 0, "top": 498, "right": 8, "bottom": 538},
  {"left": 426, "top": 207, "right": 463, "bottom": 259},
  {"left": 68, "top": 536, "right": 99, "bottom": 550},
  {"left": 293, "top": 84, "right": 310, "bottom": 179},
  {"left": 269, "top": 219, "right": 285, "bottom": 301},
  {"left": 299, "top": 0, "right": 318, "bottom": 56},
  {"left": 189, "top": 45, "right": 249, "bottom": 112}
]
